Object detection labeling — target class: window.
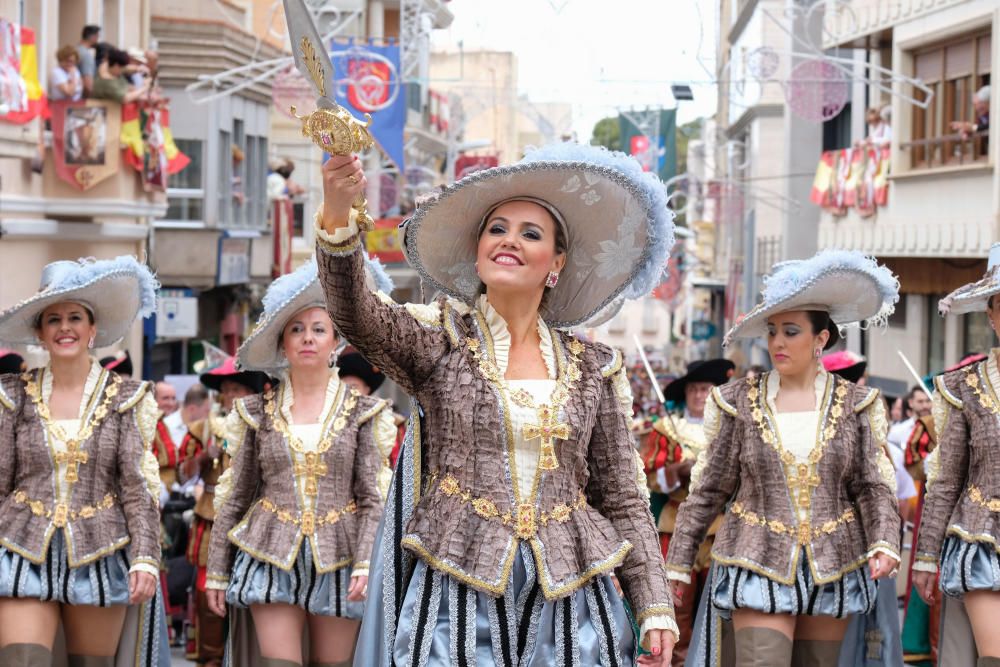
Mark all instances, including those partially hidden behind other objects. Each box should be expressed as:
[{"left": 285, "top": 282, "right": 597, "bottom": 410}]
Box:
[
  {"left": 906, "top": 31, "right": 991, "bottom": 169},
  {"left": 165, "top": 139, "right": 205, "bottom": 221},
  {"left": 888, "top": 295, "right": 907, "bottom": 328},
  {"left": 822, "top": 102, "right": 852, "bottom": 151},
  {"left": 927, "top": 295, "right": 946, "bottom": 374},
  {"left": 244, "top": 134, "right": 268, "bottom": 230},
  {"left": 964, "top": 311, "right": 995, "bottom": 356},
  {"left": 217, "top": 130, "right": 232, "bottom": 226},
  {"left": 232, "top": 120, "right": 246, "bottom": 226}
]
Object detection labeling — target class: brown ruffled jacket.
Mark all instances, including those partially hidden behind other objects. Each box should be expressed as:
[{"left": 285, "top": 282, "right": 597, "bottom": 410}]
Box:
[
  {"left": 915, "top": 359, "right": 1000, "bottom": 569},
  {"left": 206, "top": 388, "right": 389, "bottom": 584},
  {"left": 315, "top": 232, "right": 673, "bottom": 626},
  {"left": 0, "top": 369, "right": 160, "bottom": 571},
  {"left": 667, "top": 374, "right": 900, "bottom": 585}
]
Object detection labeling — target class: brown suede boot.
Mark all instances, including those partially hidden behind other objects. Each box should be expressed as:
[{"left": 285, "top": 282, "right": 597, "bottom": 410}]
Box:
[
  {"left": 67, "top": 656, "right": 114, "bottom": 667},
  {"left": 977, "top": 658, "right": 1000, "bottom": 667},
  {"left": 260, "top": 659, "right": 302, "bottom": 667},
  {"left": 0, "top": 644, "right": 53, "bottom": 667},
  {"left": 791, "top": 639, "right": 842, "bottom": 666},
  {"left": 734, "top": 627, "right": 793, "bottom": 667}
]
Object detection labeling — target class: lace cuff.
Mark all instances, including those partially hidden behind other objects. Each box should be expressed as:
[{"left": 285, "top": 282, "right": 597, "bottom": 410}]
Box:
[
  {"left": 314, "top": 207, "right": 361, "bottom": 246},
  {"left": 129, "top": 562, "right": 160, "bottom": 578},
  {"left": 912, "top": 560, "right": 938, "bottom": 574},
  {"left": 205, "top": 578, "right": 229, "bottom": 591},
  {"left": 639, "top": 614, "right": 680, "bottom": 645}
]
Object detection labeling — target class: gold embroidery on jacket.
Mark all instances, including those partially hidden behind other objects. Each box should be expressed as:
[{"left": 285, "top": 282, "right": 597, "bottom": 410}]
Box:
[
  {"left": 730, "top": 501, "right": 855, "bottom": 544},
  {"left": 11, "top": 490, "right": 117, "bottom": 527},
  {"left": 967, "top": 485, "right": 1000, "bottom": 513},
  {"left": 256, "top": 497, "right": 358, "bottom": 536},
  {"left": 967, "top": 366, "right": 1000, "bottom": 415}
]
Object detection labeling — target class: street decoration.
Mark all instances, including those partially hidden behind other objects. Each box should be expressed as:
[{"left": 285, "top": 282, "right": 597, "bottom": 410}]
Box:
[
  {"left": 49, "top": 99, "right": 120, "bottom": 191},
  {"left": 0, "top": 20, "right": 46, "bottom": 124},
  {"left": 786, "top": 59, "right": 849, "bottom": 123}
]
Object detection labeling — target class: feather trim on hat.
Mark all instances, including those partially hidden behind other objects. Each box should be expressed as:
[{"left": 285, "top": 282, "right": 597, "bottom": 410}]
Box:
[
  {"left": 45, "top": 256, "right": 159, "bottom": 318},
  {"left": 261, "top": 260, "right": 320, "bottom": 315}
]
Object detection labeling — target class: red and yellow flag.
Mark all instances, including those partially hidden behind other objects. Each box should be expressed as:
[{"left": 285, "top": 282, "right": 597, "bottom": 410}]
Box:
[
  {"left": 120, "top": 101, "right": 190, "bottom": 176},
  {"left": 1, "top": 23, "right": 47, "bottom": 124}
]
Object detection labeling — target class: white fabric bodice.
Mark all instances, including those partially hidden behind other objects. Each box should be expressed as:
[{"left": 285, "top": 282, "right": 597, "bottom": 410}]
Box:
[
  {"left": 42, "top": 361, "right": 102, "bottom": 501},
  {"left": 279, "top": 372, "right": 342, "bottom": 507}
]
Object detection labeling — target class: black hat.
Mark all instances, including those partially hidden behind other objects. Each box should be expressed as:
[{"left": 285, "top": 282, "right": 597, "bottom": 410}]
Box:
[
  {"left": 0, "top": 350, "right": 24, "bottom": 375},
  {"left": 100, "top": 350, "right": 133, "bottom": 377},
  {"left": 338, "top": 348, "right": 385, "bottom": 393},
  {"left": 663, "top": 359, "right": 735, "bottom": 405},
  {"left": 199, "top": 356, "right": 268, "bottom": 394}
]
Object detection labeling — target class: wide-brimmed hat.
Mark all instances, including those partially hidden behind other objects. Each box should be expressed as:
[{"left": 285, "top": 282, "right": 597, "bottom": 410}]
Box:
[
  {"left": 100, "top": 350, "right": 133, "bottom": 377},
  {"left": 724, "top": 250, "right": 899, "bottom": 347},
  {"left": 238, "top": 257, "right": 394, "bottom": 373},
  {"left": 200, "top": 356, "right": 268, "bottom": 394},
  {"left": 822, "top": 350, "right": 867, "bottom": 383},
  {"left": 401, "top": 142, "right": 676, "bottom": 329},
  {"left": 337, "top": 347, "right": 385, "bottom": 392},
  {"left": 939, "top": 243, "right": 1000, "bottom": 315},
  {"left": 0, "top": 256, "right": 158, "bottom": 347},
  {"left": 664, "top": 358, "right": 735, "bottom": 404}
]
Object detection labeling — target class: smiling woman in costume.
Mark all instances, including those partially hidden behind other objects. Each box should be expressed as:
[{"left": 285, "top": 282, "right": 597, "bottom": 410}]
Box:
[
  {"left": 315, "top": 142, "right": 678, "bottom": 666},
  {"left": 205, "top": 260, "right": 395, "bottom": 667},
  {"left": 666, "top": 250, "right": 902, "bottom": 667},
  {"left": 913, "top": 242, "right": 1000, "bottom": 665},
  {"left": 0, "top": 256, "right": 168, "bottom": 667}
]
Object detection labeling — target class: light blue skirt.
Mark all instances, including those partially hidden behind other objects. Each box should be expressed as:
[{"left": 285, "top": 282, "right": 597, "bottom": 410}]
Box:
[
  {"left": 226, "top": 539, "right": 364, "bottom": 618},
  {"left": 0, "top": 529, "right": 130, "bottom": 606},
  {"left": 393, "top": 543, "right": 634, "bottom": 667},
  {"left": 940, "top": 536, "right": 1000, "bottom": 598},
  {"left": 712, "top": 554, "right": 877, "bottom": 619}
]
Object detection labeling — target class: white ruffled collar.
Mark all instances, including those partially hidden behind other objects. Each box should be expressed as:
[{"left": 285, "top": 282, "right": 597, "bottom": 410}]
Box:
[
  {"left": 279, "top": 370, "right": 342, "bottom": 426},
  {"left": 477, "top": 295, "right": 556, "bottom": 380},
  {"left": 986, "top": 349, "right": 1000, "bottom": 399},
  {"left": 765, "top": 364, "right": 828, "bottom": 413},
  {"left": 41, "top": 358, "right": 103, "bottom": 421}
]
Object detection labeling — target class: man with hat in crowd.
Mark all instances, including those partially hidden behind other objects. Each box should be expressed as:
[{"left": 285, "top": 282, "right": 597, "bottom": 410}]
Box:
[
  {"left": 0, "top": 349, "right": 24, "bottom": 375},
  {"left": 179, "top": 357, "right": 268, "bottom": 667},
  {"left": 639, "top": 358, "right": 734, "bottom": 661},
  {"left": 99, "top": 349, "right": 133, "bottom": 377}
]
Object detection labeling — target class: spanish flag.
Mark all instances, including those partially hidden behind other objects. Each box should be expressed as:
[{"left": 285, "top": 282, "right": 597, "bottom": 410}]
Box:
[
  {"left": 809, "top": 151, "right": 834, "bottom": 206},
  {"left": 2, "top": 24, "right": 48, "bottom": 124},
  {"left": 120, "top": 102, "right": 190, "bottom": 175}
]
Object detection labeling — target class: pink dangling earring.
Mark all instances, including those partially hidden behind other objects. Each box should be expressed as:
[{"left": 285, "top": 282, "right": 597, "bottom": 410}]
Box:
[
  {"left": 814, "top": 348, "right": 821, "bottom": 358},
  {"left": 88, "top": 337, "right": 95, "bottom": 349},
  {"left": 545, "top": 271, "right": 560, "bottom": 288}
]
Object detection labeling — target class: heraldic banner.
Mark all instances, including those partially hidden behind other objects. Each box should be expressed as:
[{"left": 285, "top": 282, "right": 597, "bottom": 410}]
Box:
[
  {"left": 329, "top": 38, "right": 406, "bottom": 172},
  {"left": 50, "top": 99, "right": 120, "bottom": 191}
]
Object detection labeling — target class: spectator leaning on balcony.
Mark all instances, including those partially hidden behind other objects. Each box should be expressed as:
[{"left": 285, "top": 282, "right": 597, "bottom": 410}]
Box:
[
  {"left": 864, "top": 106, "right": 892, "bottom": 148},
  {"left": 951, "top": 85, "right": 990, "bottom": 139},
  {"left": 91, "top": 48, "right": 151, "bottom": 104},
  {"left": 76, "top": 24, "right": 100, "bottom": 97},
  {"left": 49, "top": 45, "right": 83, "bottom": 102}
]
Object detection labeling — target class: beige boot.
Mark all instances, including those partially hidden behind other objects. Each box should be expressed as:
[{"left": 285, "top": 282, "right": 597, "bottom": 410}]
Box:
[
  {"left": 260, "top": 659, "right": 302, "bottom": 667},
  {"left": 791, "top": 639, "right": 842, "bottom": 666},
  {"left": 67, "top": 656, "right": 114, "bottom": 667},
  {"left": 0, "top": 644, "right": 53, "bottom": 667},
  {"left": 734, "top": 627, "right": 793, "bottom": 667},
  {"left": 977, "top": 658, "right": 1000, "bottom": 667}
]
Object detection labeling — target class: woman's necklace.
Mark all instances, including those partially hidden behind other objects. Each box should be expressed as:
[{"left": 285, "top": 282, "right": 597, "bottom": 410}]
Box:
[{"left": 468, "top": 335, "right": 585, "bottom": 471}]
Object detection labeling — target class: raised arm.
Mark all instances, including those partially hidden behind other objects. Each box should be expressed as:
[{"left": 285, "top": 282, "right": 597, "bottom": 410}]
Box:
[
  {"left": 585, "top": 349, "right": 677, "bottom": 645},
  {"left": 206, "top": 399, "right": 262, "bottom": 590},
  {"left": 314, "top": 157, "right": 449, "bottom": 395},
  {"left": 914, "top": 374, "right": 970, "bottom": 571},
  {"left": 847, "top": 391, "right": 901, "bottom": 561},
  {"left": 665, "top": 385, "right": 743, "bottom": 580}
]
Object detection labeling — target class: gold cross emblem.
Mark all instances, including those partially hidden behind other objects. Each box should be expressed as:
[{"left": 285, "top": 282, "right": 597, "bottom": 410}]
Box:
[
  {"left": 523, "top": 405, "right": 571, "bottom": 471},
  {"left": 55, "top": 441, "right": 89, "bottom": 484},
  {"left": 294, "top": 452, "right": 328, "bottom": 497}
]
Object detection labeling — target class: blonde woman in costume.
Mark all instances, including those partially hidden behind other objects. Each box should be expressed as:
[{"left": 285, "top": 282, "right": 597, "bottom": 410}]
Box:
[
  {"left": 206, "top": 261, "right": 395, "bottom": 667},
  {"left": 914, "top": 242, "right": 1000, "bottom": 666},
  {"left": 667, "top": 251, "right": 902, "bottom": 667},
  {"left": 0, "top": 256, "right": 168, "bottom": 666},
  {"left": 317, "top": 143, "right": 678, "bottom": 666}
]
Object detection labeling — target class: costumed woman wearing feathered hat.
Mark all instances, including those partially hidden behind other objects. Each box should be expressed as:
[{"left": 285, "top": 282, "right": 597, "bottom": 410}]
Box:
[
  {"left": 913, "top": 242, "right": 1000, "bottom": 665},
  {"left": 205, "top": 261, "right": 396, "bottom": 667},
  {"left": 666, "top": 251, "right": 902, "bottom": 666},
  {"left": 0, "top": 256, "right": 170, "bottom": 666},
  {"left": 315, "top": 142, "right": 679, "bottom": 666}
]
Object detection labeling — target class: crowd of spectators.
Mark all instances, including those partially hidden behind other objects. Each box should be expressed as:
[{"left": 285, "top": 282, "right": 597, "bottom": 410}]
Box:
[{"left": 48, "top": 24, "right": 162, "bottom": 106}]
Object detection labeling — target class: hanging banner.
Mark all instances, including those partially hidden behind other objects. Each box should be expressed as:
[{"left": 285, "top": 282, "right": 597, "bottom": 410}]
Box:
[
  {"left": 618, "top": 109, "right": 676, "bottom": 182},
  {"left": 455, "top": 154, "right": 498, "bottom": 180},
  {"left": 0, "top": 21, "right": 46, "bottom": 124},
  {"left": 50, "top": 99, "right": 120, "bottom": 190},
  {"left": 329, "top": 39, "right": 405, "bottom": 172},
  {"left": 809, "top": 148, "right": 891, "bottom": 215},
  {"left": 121, "top": 101, "right": 190, "bottom": 191}
]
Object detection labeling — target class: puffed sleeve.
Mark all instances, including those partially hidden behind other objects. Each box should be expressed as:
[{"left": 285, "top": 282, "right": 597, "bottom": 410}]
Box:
[
  {"left": 116, "top": 382, "right": 162, "bottom": 577},
  {"left": 914, "top": 373, "right": 969, "bottom": 573},
  {"left": 370, "top": 404, "right": 397, "bottom": 502},
  {"left": 315, "top": 208, "right": 450, "bottom": 395},
  {"left": 847, "top": 390, "right": 901, "bottom": 562},
  {"left": 206, "top": 397, "right": 262, "bottom": 590},
  {"left": 350, "top": 402, "right": 388, "bottom": 577},
  {"left": 667, "top": 384, "right": 742, "bottom": 582},
  {"left": 585, "top": 346, "right": 677, "bottom": 643}
]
